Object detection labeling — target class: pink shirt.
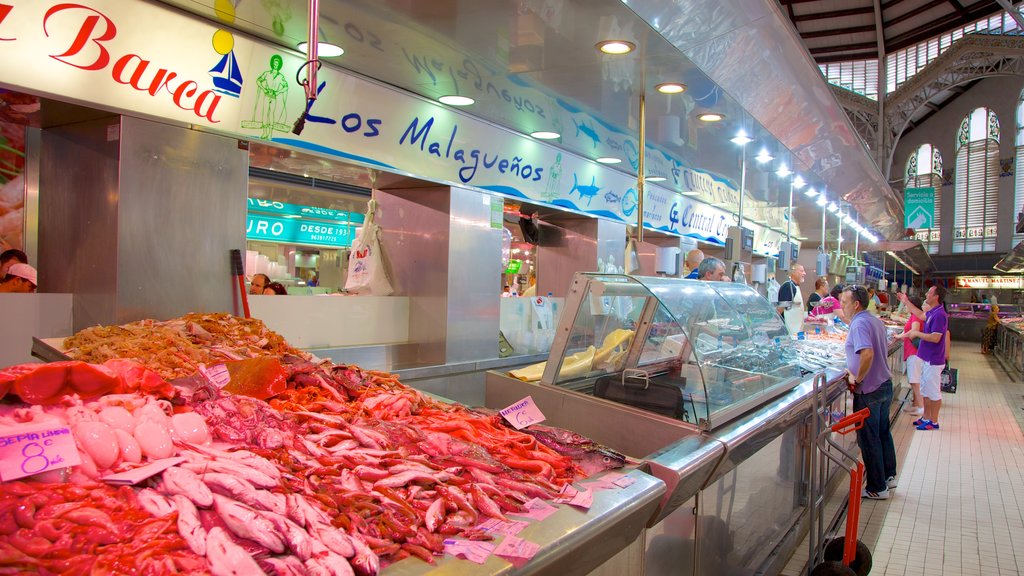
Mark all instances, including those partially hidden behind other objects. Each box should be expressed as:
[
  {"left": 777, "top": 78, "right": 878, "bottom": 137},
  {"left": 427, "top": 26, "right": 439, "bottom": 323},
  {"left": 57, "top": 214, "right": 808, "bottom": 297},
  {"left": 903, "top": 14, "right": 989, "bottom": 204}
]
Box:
[{"left": 902, "top": 316, "right": 921, "bottom": 360}]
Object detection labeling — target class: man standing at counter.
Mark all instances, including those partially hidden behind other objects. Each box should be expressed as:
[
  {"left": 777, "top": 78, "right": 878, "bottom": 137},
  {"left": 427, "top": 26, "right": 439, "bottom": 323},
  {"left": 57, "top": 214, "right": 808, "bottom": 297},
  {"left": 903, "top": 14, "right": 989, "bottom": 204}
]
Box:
[
  {"left": 895, "top": 285, "right": 948, "bottom": 431},
  {"left": 683, "top": 249, "right": 705, "bottom": 279},
  {"left": 696, "top": 257, "right": 726, "bottom": 281},
  {"left": 777, "top": 264, "right": 806, "bottom": 335},
  {"left": 840, "top": 285, "right": 897, "bottom": 500}
]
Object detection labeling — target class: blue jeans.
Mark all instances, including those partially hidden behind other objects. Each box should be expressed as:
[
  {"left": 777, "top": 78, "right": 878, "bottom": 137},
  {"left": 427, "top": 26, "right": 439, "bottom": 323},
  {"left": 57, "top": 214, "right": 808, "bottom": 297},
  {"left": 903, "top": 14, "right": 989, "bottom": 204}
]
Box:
[{"left": 853, "top": 379, "right": 897, "bottom": 493}]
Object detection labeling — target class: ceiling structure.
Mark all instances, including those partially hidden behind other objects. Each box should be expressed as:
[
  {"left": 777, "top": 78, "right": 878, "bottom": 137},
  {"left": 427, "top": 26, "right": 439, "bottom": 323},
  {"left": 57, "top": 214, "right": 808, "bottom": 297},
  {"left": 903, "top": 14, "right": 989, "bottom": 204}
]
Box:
[{"left": 779, "top": 0, "right": 1005, "bottom": 64}]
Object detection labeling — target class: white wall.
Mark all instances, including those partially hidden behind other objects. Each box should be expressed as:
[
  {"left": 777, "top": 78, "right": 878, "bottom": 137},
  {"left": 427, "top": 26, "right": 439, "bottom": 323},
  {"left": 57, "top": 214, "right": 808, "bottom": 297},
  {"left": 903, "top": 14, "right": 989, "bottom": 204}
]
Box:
[
  {"left": 0, "top": 294, "right": 73, "bottom": 365},
  {"left": 892, "top": 75, "right": 1024, "bottom": 255}
]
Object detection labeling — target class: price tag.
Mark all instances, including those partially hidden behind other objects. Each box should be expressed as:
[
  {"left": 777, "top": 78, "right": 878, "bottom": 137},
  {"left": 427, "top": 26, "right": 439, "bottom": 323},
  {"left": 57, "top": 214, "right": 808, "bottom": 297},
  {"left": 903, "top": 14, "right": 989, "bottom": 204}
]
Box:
[
  {"left": 509, "top": 498, "right": 559, "bottom": 522},
  {"left": 0, "top": 423, "right": 81, "bottom": 481},
  {"left": 499, "top": 396, "right": 546, "bottom": 430},
  {"left": 443, "top": 539, "right": 496, "bottom": 564},
  {"left": 199, "top": 364, "right": 231, "bottom": 388},
  {"left": 477, "top": 517, "right": 530, "bottom": 536},
  {"left": 494, "top": 535, "right": 541, "bottom": 568},
  {"left": 101, "top": 457, "right": 186, "bottom": 485}
]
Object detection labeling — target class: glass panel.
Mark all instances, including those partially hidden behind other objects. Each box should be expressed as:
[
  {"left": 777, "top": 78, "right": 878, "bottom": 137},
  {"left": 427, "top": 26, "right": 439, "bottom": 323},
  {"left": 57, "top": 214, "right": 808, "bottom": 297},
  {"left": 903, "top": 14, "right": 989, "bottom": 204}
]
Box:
[{"left": 638, "top": 278, "right": 798, "bottom": 423}]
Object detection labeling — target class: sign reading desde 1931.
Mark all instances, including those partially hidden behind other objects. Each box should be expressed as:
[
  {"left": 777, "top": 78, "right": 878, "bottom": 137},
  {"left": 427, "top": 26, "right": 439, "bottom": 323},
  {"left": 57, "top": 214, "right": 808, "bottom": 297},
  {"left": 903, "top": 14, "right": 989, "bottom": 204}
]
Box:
[
  {"left": 247, "top": 198, "right": 365, "bottom": 224},
  {"left": 246, "top": 214, "right": 356, "bottom": 248}
]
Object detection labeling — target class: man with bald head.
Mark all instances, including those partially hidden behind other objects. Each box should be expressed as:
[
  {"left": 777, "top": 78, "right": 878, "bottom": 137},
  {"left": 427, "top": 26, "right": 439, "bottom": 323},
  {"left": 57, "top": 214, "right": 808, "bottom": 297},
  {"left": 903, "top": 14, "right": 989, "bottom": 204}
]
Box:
[{"left": 683, "top": 249, "right": 705, "bottom": 279}]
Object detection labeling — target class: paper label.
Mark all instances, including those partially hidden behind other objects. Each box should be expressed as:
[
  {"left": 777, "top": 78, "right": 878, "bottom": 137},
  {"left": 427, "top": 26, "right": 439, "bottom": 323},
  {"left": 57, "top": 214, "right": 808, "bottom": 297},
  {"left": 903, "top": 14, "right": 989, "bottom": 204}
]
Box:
[
  {"left": 0, "top": 423, "right": 81, "bottom": 481},
  {"left": 509, "top": 498, "right": 559, "bottom": 522},
  {"left": 494, "top": 535, "right": 541, "bottom": 568},
  {"left": 583, "top": 471, "right": 636, "bottom": 491},
  {"left": 554, "top": 484, "right": 593, "bottom": 509},
  {"left": 477, "top": 517, "right": 530, "bottom": 537},
  {"left": 199, "top": 364, "right": 231, "bottom": 388},
  {"left": 499, "top": 396, "right": 546, "bottom": 430},
  {"left": 101, "top": 457, "right": 186, "bottom": 486},
  {"left": 530, "top": 297, "right": 554, "bottom": 330},
  {"left": 443, "top": 539, "right": 496, "bottom": 564}
]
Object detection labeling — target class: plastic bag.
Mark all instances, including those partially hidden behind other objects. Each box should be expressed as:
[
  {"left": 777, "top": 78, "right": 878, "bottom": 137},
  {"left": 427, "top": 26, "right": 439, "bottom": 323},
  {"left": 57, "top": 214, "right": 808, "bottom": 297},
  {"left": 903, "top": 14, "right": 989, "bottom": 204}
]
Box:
[{"left": 345, "top": 199, "right": 395, "bottom": 296}]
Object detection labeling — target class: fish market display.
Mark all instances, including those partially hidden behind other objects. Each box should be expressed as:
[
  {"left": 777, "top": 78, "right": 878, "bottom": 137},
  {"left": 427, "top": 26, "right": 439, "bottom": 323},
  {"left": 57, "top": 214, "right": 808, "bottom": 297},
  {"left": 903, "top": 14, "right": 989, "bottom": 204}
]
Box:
[
  {"left": 1, "top": 314, "right": 631, "bottom": 574},
  {"left": 63, "top": 313, "right": 307, "bottom": 380}
]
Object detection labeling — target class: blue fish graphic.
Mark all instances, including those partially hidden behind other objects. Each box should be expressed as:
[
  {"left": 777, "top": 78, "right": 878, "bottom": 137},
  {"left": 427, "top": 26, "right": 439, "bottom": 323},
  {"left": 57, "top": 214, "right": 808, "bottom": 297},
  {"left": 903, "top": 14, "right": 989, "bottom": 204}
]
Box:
[
  {"left": 573, "top": 118, "right": 601, "bottom": 148},
  {"left": 570, "top": 173, "right": 602, "bottom": 206},
  {"left": 604, "top": 191, "right": 620, "bottom": 203}
]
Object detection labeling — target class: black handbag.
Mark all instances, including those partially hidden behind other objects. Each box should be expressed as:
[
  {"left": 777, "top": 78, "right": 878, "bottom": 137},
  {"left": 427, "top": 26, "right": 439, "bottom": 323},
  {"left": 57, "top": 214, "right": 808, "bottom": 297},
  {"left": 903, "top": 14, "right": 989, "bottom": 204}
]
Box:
[
  {"left": 594, "top": 369, "right": 691, "bottom": 420},
  {"left": 940, "top": 363, "right": 958, "bottom": 394}
]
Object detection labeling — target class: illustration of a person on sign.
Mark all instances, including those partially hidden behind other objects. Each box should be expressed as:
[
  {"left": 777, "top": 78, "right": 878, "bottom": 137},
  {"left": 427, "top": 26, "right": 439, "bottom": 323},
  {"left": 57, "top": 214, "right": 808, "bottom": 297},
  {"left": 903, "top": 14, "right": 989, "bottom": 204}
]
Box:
[{"left": 243, "top": 54, "right": 290, "bottom": 139}]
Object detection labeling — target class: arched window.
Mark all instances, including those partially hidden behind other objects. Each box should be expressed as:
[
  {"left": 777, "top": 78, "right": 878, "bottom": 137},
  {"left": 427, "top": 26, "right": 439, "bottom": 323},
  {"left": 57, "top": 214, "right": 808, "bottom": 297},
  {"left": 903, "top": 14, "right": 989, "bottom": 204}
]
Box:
[
  {"left": 953, "top": 107, "right": 1000, "bottom": 252},
  {"left": 905, "top": 143, "right": 942, "bottom": 254},
  {"left": 1016, "top": 90, "right": 1024, "bottom": 243}
]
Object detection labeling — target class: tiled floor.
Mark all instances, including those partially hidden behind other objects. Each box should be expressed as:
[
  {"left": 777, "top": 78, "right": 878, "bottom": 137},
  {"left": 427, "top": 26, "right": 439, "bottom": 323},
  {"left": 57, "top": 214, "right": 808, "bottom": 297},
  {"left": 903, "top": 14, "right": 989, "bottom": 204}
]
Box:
[{"left": 783, "top": 342, "right": 1024, "bottom": 576}]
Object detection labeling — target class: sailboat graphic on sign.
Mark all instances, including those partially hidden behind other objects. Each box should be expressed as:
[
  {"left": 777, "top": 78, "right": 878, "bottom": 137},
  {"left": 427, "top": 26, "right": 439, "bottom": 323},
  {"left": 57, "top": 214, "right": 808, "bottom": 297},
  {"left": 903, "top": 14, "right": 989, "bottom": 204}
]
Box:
[{"left": 210, "top": 51, "right": 244, "bottom": 97}]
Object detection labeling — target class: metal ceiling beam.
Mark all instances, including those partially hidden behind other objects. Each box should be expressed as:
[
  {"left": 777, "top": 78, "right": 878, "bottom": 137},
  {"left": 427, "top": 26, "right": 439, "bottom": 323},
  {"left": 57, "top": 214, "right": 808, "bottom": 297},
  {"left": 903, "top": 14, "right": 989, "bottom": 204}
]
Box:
[
  {"left": 881, "top": 0, "right": 912, "bottom": 9},
  {"left": 793, "top": 6, "right": 875, "bottom": 22},
  {"left": 885, "top": 0, "right": 951, "bottom": 28},
  {"left": 779, "top": 0, "right": 832, "bottom": 4},
  {"left": 945, "top": 0, "right": 972, "bottom": 18},
  {"left": 994, "top": 0, "right": 1024, "bottom": 30},
  {"left": 887, "top": 2, "right": 1004, "bottom": 50},
  {"left": 811, "top": 41, "right": 878, "bottom": 54},
  {"left": 816, "top": 50, "right": 882, "bottom": 63},
  {"left": 801, "top": 24, "right": 877, "bottom": 38}
]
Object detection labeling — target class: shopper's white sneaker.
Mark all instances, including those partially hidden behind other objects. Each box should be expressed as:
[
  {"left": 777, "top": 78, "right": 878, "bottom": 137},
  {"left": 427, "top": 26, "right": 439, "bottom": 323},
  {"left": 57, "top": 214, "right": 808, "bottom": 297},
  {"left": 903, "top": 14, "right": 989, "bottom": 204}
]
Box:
[
  {"left": 902, "top": 406, "right": 923, "bottom": 415},
  {"left": 886, "top": 476, "right": 898, "bottom": 490},
  {"left": 862, "top": 488, "right": 890, "bottom": 500}
]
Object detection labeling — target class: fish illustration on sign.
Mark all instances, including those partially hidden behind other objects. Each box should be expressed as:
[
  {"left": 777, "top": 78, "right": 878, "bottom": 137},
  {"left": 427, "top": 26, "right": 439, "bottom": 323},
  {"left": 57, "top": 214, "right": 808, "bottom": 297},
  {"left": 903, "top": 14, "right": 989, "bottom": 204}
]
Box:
[
  {"left": 570, "top": 174, "right": 602, "bottom": 206},
  {"left": 621, "top": 188, "right": 638, "bottom": 217},
  {"left": 573, "top": 118, "right": 601, "bottom": 148},
  {"left": 604, "top": 191, "right": 620, "bottom": 204}
]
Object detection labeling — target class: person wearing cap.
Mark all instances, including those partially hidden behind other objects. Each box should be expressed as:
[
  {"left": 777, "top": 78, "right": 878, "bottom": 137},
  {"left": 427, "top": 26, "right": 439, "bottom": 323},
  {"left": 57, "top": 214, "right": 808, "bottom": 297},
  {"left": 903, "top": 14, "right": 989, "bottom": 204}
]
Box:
[
  {"left": 0, "top": 263, "right": 37, "bottom": 293},
  {"left": 0, "top": 248, "right": 27, "bottom": 278}
]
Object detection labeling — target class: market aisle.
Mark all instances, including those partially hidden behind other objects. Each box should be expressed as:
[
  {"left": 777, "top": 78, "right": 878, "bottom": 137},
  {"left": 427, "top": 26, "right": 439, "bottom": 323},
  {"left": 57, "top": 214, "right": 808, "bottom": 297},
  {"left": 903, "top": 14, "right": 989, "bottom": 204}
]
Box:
[{"left": 783, "top": 342, "right": 1024, "bottom": 576}]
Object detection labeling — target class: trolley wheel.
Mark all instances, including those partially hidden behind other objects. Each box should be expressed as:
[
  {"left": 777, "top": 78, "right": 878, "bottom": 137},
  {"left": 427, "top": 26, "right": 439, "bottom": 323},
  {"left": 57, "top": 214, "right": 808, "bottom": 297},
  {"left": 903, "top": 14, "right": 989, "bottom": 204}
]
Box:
[
  {"left": 823, "top": 537, "right": 873, "bottom": 576},
  {"left": 811, "top": 561, "right": 857, "bottom": 576}
]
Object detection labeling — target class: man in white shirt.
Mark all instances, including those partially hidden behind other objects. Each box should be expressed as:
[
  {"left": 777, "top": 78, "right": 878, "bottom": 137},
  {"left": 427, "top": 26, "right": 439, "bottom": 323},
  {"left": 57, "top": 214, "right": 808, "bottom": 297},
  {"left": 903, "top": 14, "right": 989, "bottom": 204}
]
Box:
[{"left": 776, "top": 264, "right": 806, "bottom": 335}]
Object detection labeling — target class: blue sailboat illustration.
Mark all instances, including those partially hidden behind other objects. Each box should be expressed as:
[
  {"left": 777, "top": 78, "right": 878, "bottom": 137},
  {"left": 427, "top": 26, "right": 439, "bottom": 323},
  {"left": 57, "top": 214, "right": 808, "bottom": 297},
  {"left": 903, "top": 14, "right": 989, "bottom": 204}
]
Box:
[{"left": 210, "top": 51, "right": 244, "bottom": 97}]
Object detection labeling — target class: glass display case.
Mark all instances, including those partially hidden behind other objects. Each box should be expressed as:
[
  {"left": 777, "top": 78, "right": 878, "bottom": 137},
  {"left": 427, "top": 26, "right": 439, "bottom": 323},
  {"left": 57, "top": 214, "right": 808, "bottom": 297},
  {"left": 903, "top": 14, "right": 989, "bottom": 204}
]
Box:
[
  {"left": 539, "top": 273, "right": 800, "bottom": 429},
  {"left": 948, "top": 303, "right": 1019, "bottom": 319}
]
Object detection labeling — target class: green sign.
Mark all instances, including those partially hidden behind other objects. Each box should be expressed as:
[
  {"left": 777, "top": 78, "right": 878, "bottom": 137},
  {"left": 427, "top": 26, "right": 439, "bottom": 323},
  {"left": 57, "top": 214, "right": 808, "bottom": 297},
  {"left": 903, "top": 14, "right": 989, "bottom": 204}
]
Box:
[
  {"left": 246, "top": 214, "right": 355, "bottom": 248},
  {"left": 505, "top": 259, "right": 522, "bottom": 274},
  {"left": 490, "top": 197, "right": 504, "bottom": 230},
  {"left": 247, "top": 198, "right": 365, "bottom": 224},
  {"left": 904, "top": 187, "right": 935, "bottom": 230}
]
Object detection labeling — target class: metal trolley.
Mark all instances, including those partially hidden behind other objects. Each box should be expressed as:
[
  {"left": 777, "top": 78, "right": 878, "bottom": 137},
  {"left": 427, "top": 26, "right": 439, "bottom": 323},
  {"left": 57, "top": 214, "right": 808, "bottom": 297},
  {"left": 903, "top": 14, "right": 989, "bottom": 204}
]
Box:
[{"left": 808, "top": 374, "right": 873, "bottom": 576}]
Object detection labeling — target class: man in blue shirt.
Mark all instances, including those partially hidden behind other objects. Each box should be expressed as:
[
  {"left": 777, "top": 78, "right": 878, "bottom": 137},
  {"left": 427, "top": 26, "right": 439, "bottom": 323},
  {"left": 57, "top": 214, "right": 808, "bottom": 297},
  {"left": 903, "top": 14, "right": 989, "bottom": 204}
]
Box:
[
  {"left": 683, "top": 249, "right": 704, "bottom": 279},
  {"left": 841, "top": 285, "right": 897, "bottom": 500}
]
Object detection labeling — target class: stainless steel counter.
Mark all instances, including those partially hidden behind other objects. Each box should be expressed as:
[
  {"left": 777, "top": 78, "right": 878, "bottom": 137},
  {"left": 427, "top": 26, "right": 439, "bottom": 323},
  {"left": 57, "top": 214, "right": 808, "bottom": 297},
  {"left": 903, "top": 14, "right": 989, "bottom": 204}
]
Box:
[{"left": 382, "top": 469, "right": 665, "bottom": 576}]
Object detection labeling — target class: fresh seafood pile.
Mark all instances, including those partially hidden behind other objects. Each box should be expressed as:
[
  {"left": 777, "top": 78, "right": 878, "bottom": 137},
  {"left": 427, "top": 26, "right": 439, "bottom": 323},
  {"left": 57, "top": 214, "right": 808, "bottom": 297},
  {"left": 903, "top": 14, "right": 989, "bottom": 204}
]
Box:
[
  {"left": 0, "top": 314, "right": 630, "bottom": 574},
  {"left": 63, "top": 313, "right": 307, "bottom": 380}
]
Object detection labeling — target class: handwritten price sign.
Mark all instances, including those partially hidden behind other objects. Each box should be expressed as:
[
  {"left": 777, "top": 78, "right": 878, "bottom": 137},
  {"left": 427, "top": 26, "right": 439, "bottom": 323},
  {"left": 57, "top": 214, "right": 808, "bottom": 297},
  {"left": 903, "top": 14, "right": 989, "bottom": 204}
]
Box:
[{"left": 0, "top": 423, "right": 81, "bottom": 481}]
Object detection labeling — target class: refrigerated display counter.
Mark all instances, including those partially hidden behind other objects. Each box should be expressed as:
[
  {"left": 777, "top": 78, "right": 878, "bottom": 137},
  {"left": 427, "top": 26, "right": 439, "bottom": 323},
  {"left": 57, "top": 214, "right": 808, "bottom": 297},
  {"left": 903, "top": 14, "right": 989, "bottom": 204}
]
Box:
[
  {"left": 486, "top": 274, "right": 858, "bottom": 575},
  {"left": 948, "top": 303, "right": 1019, "bottom": 342}
]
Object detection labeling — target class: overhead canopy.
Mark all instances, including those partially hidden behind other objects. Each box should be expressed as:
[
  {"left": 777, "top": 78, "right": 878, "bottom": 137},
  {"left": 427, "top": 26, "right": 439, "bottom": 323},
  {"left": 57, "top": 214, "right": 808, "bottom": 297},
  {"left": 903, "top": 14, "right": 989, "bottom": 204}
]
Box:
[
  {"left": 995, "top": 241, "right": 1024, "bottom": 273},
  {"left": 869, "top": 240, "right": 936, "bottom": 276},
  {"left": 163, "top": 0, "right": 905, "bottom": 243}
]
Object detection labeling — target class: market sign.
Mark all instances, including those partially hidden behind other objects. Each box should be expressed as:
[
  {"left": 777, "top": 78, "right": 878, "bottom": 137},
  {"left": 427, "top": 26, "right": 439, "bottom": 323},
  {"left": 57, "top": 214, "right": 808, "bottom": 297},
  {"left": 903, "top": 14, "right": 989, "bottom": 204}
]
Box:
[
  {"left": 1, "top": 0, "right": 795, "bottom": 254},
  {"left": 904, "top": 188, "right": 935, "bottom": 230},
  {"left": 246, "top": 214, "right": 355, "bottom": 248},
  {"left": 247, "top": 198, "right": 365, "bottom": 224},
  {"left": 505, "top": 259, "right": 522, "bottom": 274},
  {"left": 954, "top": 276, "right": 1024, "bottom": 290}
]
